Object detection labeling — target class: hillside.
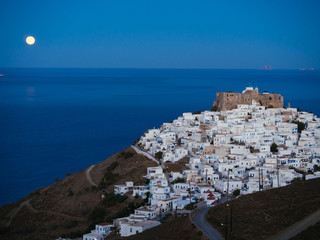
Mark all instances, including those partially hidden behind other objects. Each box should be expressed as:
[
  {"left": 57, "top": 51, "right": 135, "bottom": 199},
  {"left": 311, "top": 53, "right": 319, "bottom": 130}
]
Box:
[
  {"left": 165, "top": 157, "right": 189, "bottom": 173},
  {"left": 0, "top": 147, "right": 157, "bottom": 240},
  {"left": 106, "top": 215, "right": 207, "bottom": 240},
  {"left": 206, "top": 178, "right": 320, "bottom": 240},
  {"left": 289, "top": 221, "right": 320, "bottom": 240}
]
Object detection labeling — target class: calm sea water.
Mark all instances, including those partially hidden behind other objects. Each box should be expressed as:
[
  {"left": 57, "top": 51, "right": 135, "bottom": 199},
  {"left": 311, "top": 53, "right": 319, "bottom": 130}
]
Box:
[{"left": 0, "top": 68, "right": 319, "bottom": 206}]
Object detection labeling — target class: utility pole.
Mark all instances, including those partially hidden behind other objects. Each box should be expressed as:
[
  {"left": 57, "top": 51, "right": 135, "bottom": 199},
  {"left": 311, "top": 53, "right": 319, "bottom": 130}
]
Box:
[
  {"left": 258, "top": 168, "right": 261, "bottom": 191},
  {"left": 206, "top": 168, "right": 208, "bottom": 184},
  {"left": 230, "top": 196, "right": 233, "bottom": 232},
  {"left": 189, "top": 180, "right": 191, "bottom": 205},
  {"left": 261, "top": 169, "right": 264, "bottom": 190},
  {"left": 175, "top": 206, "right": 177, "bottom": 219},
  {"left": 277, "top": 159, "right": 280, "bottom": 188},
  {"left": 227, "top": 170, "right": 230, "bottom": 202}
]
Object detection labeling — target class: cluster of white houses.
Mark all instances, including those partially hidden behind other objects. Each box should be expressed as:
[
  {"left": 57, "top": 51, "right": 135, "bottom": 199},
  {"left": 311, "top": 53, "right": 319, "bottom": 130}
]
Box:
[
  {"left": 83, "top": 89, "right": 320, "bottom": 239},
  {"left": 139, "top": 102, "right": 320, "bottom": 194},
  {"left": 109, "top": 165, "right": 221, "bottom": 238}
]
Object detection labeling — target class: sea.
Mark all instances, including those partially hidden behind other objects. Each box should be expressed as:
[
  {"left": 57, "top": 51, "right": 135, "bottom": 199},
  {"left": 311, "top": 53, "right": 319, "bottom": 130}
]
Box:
[{"left": 0, "top": 68, "right": 319, "bottom": 206}]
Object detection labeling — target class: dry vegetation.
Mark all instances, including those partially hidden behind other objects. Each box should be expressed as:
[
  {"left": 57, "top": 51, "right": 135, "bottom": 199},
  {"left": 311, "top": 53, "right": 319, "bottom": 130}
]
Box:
[
  {"left": 106, "top": 215, "right": 208, "bottom": 240},
  {"left": 206, "top": 178, "right": 320, "bottom": 240},
  {"left": 0, "top": 147, "right": 157, "bottom": 240},
  {"left": 165, "top": 157, "right": 189, "bottom": 173}
]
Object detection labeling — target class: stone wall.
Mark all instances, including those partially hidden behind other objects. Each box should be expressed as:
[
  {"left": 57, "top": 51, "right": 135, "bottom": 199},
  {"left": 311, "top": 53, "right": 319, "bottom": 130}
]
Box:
[{"left": 213, "top": 89, "right": 283, "bottom": 111}]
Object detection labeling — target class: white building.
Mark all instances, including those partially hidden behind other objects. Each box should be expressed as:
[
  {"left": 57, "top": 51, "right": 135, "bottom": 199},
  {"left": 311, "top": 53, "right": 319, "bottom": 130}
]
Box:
[
  {"left": 214, "top": 178, "right": 243, "bottom": 193},
  {"left": 120, "top": 220, "right": 160, "bottom": 237},
  {"left": 114, "top": 181, "right": 133, "bottom": 195},
  {"left": 83, "top": 222, "right": 113, "bottom": 240},
  {"left": 146, "top": 166, "right": 164, "bottom": 179}
]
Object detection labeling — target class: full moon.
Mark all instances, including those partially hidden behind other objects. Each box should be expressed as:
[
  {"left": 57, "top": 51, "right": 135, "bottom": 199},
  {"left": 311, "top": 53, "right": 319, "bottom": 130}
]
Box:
[{"left": 26, "top": 36, "right": 35, "bottom": 45}]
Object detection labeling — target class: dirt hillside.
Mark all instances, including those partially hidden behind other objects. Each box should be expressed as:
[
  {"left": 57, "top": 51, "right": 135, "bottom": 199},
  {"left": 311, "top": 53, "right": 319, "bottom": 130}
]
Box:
[
  {"left": 206, "top": 178, "right": 320, "bottom": 240},
  {"left": 0, "top": 147, "right": 157, "bottom": 240}
]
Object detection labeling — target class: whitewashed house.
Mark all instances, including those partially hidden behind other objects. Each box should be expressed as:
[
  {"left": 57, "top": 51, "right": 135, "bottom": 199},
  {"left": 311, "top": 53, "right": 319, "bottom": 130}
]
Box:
[
  {"left": 133, "top": 186, "right": 150, "bottom": 198},
  {"left": 114, "top": 182, "right": 133, "bottom": 195},
  {"left": 119, "top": 220, "right": 160, "bottom": 237},
  {"left": 83, "top": 222, "right": 113, "bottom": 240},
  {"left": 214, "top": 178, "right": 242, "bottom": 193},
  {"left": 146, "top": 166, "right": 164, "bottom": 179}
]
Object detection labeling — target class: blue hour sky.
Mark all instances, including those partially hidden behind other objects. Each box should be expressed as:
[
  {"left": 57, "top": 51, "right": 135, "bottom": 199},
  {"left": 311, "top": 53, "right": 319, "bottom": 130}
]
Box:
[{"left": 1, "top": 0, "right": 320, "bottom": 69}]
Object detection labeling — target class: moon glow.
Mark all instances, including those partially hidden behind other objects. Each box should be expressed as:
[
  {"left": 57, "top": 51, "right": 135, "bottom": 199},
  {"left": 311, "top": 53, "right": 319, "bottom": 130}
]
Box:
[{"left": 26, "top": 36, "right": 35, "bottom": 45}]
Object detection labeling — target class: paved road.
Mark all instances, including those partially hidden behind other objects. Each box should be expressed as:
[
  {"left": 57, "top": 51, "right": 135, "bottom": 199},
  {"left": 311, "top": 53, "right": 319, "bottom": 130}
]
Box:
[
  {"left": 268, "top": 208, "right": 320, "bottom": 240},
  {"left": 86, "top": 165, "right": 98, "bottom": 187},
  {"left": 160, "top": 160, "right": 173, "bottom": 191},
  {"left": 131, "top": 145, "right": 160, "bottom": 164},
  {"left": 191, "top": 207, "right": 224, "bottom": 240}
]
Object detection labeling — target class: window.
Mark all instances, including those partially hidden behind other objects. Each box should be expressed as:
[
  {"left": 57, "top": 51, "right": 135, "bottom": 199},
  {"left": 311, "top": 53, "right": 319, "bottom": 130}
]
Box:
[{"left": 130, "top": 228, "right": 132, "bottom": 232}]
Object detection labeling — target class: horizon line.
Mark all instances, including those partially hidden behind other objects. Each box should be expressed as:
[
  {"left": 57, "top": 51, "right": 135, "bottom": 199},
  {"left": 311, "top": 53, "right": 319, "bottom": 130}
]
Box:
[{"left": 0, "top": 67, "right": 318, "bottom": 71}]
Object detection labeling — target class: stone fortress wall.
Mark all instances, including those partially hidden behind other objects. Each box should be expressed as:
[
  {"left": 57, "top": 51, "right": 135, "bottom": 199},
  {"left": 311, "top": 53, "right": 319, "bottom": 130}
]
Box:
[{"left": 213, "top": 87, "right": 283, "bottom": 111}]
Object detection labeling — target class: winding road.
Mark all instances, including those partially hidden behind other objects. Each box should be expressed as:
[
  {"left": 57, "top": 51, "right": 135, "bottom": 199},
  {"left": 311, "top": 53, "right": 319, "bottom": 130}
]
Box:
[
  {"left": 191, "top": 207, "right": 224, "bottom": 240},
  {"left": 86, "top": 165, "right": 98, "bottom": 187},
  {"left": 190, "top": 205, "right": 320, "bottom": 240}
]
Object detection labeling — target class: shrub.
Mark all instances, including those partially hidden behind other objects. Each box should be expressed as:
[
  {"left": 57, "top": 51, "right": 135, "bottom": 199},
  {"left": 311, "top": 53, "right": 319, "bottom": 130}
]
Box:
[
  {"left": 102, "top": 193, "right": 127, "bottom": 207},
  {"left": 292, "top": 177, "right": 302, "bottom": 183},
  {"left": 155, "top": 151, "right": 163, "bottom": 160},
  {"left": 66, "top": 188, "right": 74, "bottom": 197},
  {"left": 291, "top": 120, "right": 306, "bottom": 133},
  {"left": 171, "top": 177, "right": 186, "bottom": 184},
  {"left": 88, "top": 207, "right": 106, "bottom": 223},
  {"left": 211, "top": 106, "right": 218, "bottom": 112},
  {"left": 185, "top": 203, "right": 196, "bottom": 210},
  {"left": 113, "top": 207, "right": 130, "bottom": 219},
  {"left": 99, "top": 161, "right": 120, "bottom": 188},
  {"left": 271, "top": 143, "right": 278, "bottom": 153},
  {"left": 133, "top": 137, "right": 140, "bottom": 145},
  {"left": 63, "top": 220, "right": 78, "bottom": 229},
  {"left": 233, "top": 189, "right": 240, "bottom": 197},
  {"left": 119, "top": 151, "right": 134, "bottom": 159},
  {"left": 108, "top": 161, "right": 119, "bottom": 171}
]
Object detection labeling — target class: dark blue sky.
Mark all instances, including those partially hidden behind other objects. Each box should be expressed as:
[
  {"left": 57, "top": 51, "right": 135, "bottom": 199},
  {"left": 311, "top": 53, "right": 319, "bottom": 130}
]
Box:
[{"left": 1, "top": 0, "right": 319, "bottom": 69}]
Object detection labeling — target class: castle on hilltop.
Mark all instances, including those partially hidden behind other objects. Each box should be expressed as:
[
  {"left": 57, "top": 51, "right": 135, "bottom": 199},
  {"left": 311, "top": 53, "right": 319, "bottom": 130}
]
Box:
[{"left": 213, "top": 87, "right": 284, "bottom": 111}]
